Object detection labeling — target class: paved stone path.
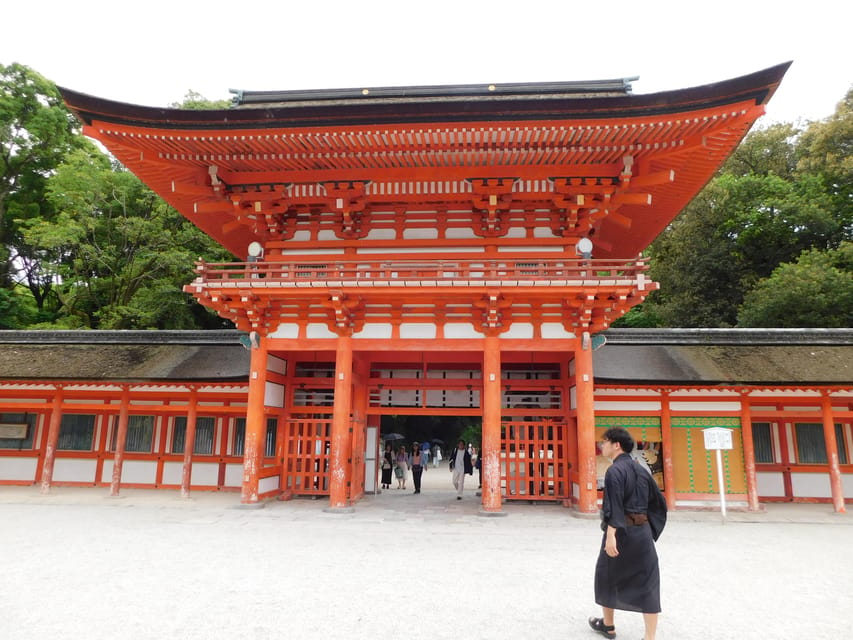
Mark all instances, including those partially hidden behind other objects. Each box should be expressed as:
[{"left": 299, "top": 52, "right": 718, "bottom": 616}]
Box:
[{"left": 1, "top": 467, "right": 850, "bottom": 639}]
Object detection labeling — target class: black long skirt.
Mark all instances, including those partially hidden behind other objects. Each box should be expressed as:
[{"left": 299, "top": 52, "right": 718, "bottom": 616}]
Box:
[
  {"left": 381, "top": 467, "right": 393, "bottom": 485},
  {"left": 594, "top": 525, "right": 661, "bottom": 613}
]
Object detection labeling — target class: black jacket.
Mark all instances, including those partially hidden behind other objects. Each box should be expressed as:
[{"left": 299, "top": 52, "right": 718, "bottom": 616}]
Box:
[{"left": 449, "top": 448, "right": 473, "bottom": 475}]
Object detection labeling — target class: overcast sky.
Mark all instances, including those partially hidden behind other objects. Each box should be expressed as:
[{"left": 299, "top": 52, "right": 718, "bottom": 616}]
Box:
[{"left": 3, "top": 0, "right": 850, "bottom": 125}]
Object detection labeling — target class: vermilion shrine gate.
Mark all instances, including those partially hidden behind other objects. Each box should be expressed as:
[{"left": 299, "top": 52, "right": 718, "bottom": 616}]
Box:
[{"left": 56, "top": 63, "right": 793, "bottom": 513}]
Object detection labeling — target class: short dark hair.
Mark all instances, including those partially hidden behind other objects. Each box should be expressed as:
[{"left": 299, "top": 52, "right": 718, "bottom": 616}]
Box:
[{"left": 602, "top": 427, "right": 634, "bottom": 453}]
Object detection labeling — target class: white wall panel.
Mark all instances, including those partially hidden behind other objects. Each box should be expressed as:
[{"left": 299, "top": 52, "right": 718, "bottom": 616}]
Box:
[
  {"left": 306, "top": 323, "right": 337, "bottom": 339},
  {"left": 445, "top": 323, "right": 481, "bottom": 339},
  {"left": 53, "top": 458, "right": 97, "bottom": 483},
  {"left": 669, "top": 401, "right": 742, "bottom": 412},
  {"left": 595, "top": 401, "right": 662, "bottom": 411},
  {"left": 756, "top": 471, "right": 786, "bottom": 497},
  {"left": 791, "top": 472, "right": 832, "bottom": 498},
  {"left": 259, "top": 475, "right": 280, "bottom": 494},
  {"left": 191, "top": 462, "right": 219, "bottom": 486},
  {"left": 265, "top": 382, "right": 284, "bottom": 408},
  {"left": 271, "top": 323, "right": 300, "bottom": 338},
  {"left": 0, "top": 456, "right": 36, "bottom": 481},
  {"left": 400, "top": 323, "right": 436, "bottom": 339},
  {"left": 354, "top": 323, "right": 393, "bottom": 339},
  {"left": 224, "top": 463, "right": 243, "bottom": 488}
]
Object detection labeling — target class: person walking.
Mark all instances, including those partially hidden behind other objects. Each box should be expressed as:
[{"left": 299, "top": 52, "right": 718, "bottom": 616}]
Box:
[
  {"left": 421, "top": 440, "right": 431, "bottom": 467},
  {"left": 432, "top": 444, "right": 442, "bottom": 468},
  {"left": 449, "top": 439, "right": 473, "bottom": 500},
  {"left": 589, "top": 427, "right": 667, "bottom": 640},
  {"left": 380, "top": 442, "right": 394, "bottom": 490},
  {"left": 410, "top": 442, "right": 426, "bottom": 494},
  {"left": 394, "top": 445, "right": 409, "bottom": 490}
]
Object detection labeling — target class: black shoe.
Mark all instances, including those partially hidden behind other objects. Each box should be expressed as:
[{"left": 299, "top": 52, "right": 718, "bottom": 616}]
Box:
[{"left": 457, "top": 496, "right": 462, "bottom": 500}]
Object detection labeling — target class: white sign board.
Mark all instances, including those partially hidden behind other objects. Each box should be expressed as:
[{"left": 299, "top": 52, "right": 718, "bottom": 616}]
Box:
[{"left": 703, "top": 427, "right": 733, "bottom": 450}]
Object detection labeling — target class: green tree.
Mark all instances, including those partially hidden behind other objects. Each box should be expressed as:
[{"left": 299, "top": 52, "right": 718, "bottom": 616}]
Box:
[
  {"left": 737, "top": 242, "right": 853, "bottom": 327},
  {"left": 168, "top": 91, "right": 231, "bottom": 110},
  {"left": 637, "top": 90, "right": 853, "bottom": 328},
  {"left": 21, "top": 146, "right": 232, "bottom": 329},
  {"left": 1, "top": 62, "right": 80, "bottom": 298}
]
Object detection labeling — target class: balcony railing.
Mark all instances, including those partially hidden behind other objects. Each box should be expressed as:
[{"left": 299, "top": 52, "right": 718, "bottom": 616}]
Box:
[{"left": 190, "top": 257, "right": 651, "bottom": 289}]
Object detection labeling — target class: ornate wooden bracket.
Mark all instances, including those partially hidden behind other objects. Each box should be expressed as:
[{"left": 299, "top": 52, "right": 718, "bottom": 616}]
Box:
[
  {"left": 324, "top": 181, "right": 369, "bottom": 238},
  {"left": 325, "top": 292, "right": 365, "bottom": 336},
  {"left": 470, "top": 178, "right": 516, "bottom": 237}
]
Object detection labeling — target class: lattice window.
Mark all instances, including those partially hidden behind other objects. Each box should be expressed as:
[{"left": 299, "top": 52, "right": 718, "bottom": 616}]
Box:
[
  {"left": 232, "top": 417, "right": 277, "bottom": 457},
  {"left": 172, "top": 416, "right": 216, "bottom": 455},
  {"left": 751, "top": 422, "right": 775, "bottom": 463},
  {"left": 0, "top": 413, "right": 36, "bottom": 450},
  {"left": 795, "top": 423, "right": 847, "bottom": 464},
  {"left": 58, "top": 414, "right": 95, "bottom": 451}
]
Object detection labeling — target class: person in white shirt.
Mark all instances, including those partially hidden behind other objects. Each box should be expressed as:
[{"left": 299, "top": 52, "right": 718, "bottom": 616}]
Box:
[{"left": 449, "top": 439, "right": 473, "bottom": 500}]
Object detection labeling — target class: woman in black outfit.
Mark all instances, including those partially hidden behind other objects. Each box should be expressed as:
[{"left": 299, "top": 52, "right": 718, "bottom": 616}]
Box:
[{"left": 380, "top": 442, "right": 394, "bottom": 490}]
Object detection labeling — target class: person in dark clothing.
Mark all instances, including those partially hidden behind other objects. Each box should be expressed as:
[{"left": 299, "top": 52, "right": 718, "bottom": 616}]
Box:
[
  {"left": 410, "top": 442, "right": 426, "bottom": 494},
  {"left": 589, "top": 427, "right": 667, "bottom": 640},
  {"left": 380, "top": 442, "right": 394, "bottom": 490}
]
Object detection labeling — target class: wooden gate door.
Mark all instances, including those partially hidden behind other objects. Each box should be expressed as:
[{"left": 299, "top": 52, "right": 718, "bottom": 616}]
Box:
[{"left": 502, "top": 420, "right": 569, "bottom": 500}]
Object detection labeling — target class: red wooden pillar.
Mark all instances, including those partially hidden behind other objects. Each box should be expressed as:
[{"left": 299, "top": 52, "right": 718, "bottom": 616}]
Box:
[
  {"left": 328, "top": 335, "right": 354, "bottom": 510},
  {"left": 241, "top": 336, "right": 269, "bottom": 504},
  {"left": 821, "top": 394, "right": 846, "bottom": 513},
  {"left": 575, "top": 332, "right": 597, "bottom": 513},
  {"left": 659, "top": 391, "right": 677, "bottom": 511},
  {"left": 740, "top": 394, "right": 761, "bottom": 511},
  {"left": 481, "top": 334, "right": 502, "bottom": 513},
  {"left": 110, "top": 385, "right": 131, "bottom": 497},
  {"left": 350, "top": 355, "right": 369, "bottom": 501},
  {"left": 180, "top": 387, "right": 199, "bottom": 499},
  {"left": 40, "top": 387, "right": 64, "bottom": 494}
]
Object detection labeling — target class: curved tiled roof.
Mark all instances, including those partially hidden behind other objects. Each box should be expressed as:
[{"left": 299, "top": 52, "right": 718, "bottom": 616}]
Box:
[{"left": 0, "top": 328, "right": 849, "bottom": 386}]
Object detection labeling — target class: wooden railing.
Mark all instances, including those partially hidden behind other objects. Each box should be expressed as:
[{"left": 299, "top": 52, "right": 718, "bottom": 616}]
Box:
[{"left": 191, "top": 257, "right": 651, "bottom": 288}]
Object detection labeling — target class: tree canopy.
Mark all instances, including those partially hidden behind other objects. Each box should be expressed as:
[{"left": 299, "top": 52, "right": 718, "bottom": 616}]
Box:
[{"left": 621, "top": 88, "right": 853, "bottom": 328}]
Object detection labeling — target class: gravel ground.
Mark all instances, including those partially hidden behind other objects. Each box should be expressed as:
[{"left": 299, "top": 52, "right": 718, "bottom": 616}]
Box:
[{"left": 1, "top": 468, "right": 850, "bottom": 640}]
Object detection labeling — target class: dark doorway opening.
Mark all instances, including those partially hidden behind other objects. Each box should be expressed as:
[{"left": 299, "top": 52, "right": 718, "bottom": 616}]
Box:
[{"left": 380, "top": 414, "right": 482, "bottom": 451}]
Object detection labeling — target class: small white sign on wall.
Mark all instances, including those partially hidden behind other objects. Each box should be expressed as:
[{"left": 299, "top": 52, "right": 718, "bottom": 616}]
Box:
[{"left": 703, "top": 427, "right": 733, "bottom": 450}]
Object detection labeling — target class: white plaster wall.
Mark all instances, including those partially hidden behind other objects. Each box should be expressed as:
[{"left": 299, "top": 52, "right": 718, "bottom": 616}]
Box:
[
  {"left": 279, "top": 248, "right": 344, "bottom": 256},
  {"left": 756, "top": 471, "right": 786, "bottom": 497},
  {"left": 271, "top": 323, "right": 300, "bottom": 338},
  {"left": 224, "top": 463, "right": 243, "bottom": 488},
  {"left": 364, "top": 228, "right": 396, "bottom": 240},
  {"left": 53, "top": 458, "right": 97, "bottom": 483},
  {"left": 791, "top": 472, "right": 832, "bottom": 498},
  {"left": 190, "top": 462, "right": 219, "bottom": 486},
  {"left": 268, "top": 355, "right": 287, "bottom": 374},
  {"left": 596, "top": 389, "right": 660, "bottom": 397},
  {"left": 161, "top": 461, "right": 183, "bottom": 485},
  {"left": 306, "top": 323, "right": 337, "bottom": 339},
  {"left": 101, "top": 460, "right": 158, "bottom": 485},
  {"left": 402, "top": 228, "right": 438, "bottom": 239},
  {"left": 400, "top": 323, "right": 436, "bottom": 339},
  {"left": 502, "top": 323, "right": 533, "bottom": 339},
  {"left": 541, "top": 323, "right": 574, "bottom": 339},
  {"left": 844, "top": 472, "right": 853, "bottom": 499},
  {"left": 444, "top": 323, "right": 481, "bottom": 339},
  {"left": 0, "top": 456, "right": 37, "bottom": 481},
  {"left": 669, "top": 401, "right": 742, "bottom": 412},
  {"left": 265, "top": 382, "right": 284, "bottom": 408},
  {"left": 259, "top": 475, "right": 279, "bottom": 494},
  {"left": 594, "top": 401, "right": 662, "bottom": 411},
  {"left": 354, "top": 323, "right": 393, "bottom": 339},
  {"left": 445, "top": 228, "right": 477, "bottom": 239}
]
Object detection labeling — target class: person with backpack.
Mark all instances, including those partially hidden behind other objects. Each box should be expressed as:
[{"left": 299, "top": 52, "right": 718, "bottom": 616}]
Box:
[{"left": 588, "top": 427, "right": 667, "bottom": 640}]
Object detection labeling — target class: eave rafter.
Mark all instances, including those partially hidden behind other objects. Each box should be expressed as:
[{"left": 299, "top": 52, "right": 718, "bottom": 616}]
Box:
[{"left": 64, "top": 63, "right": 789, "bottom": 259}]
